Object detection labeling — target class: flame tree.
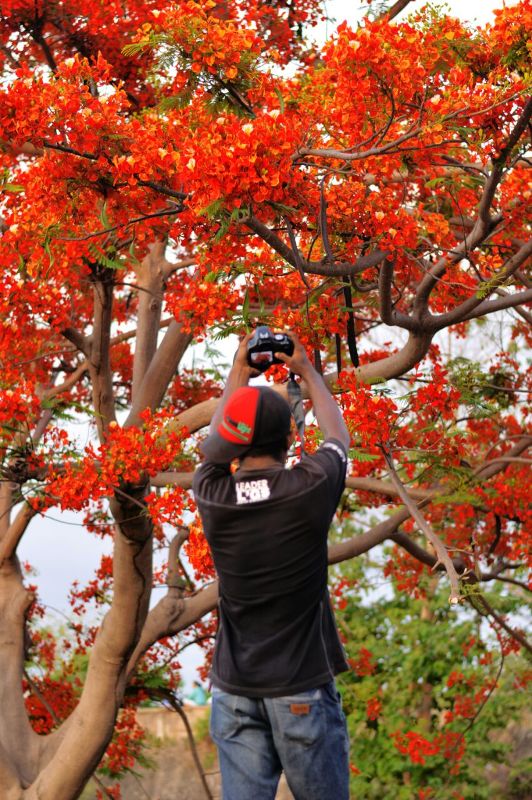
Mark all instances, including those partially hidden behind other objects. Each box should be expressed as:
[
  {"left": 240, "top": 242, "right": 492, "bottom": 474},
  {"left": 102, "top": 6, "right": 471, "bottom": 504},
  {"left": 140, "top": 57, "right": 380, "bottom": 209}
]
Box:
[{"left": 0, "top": 0, "right": 530, "bottom": 797}]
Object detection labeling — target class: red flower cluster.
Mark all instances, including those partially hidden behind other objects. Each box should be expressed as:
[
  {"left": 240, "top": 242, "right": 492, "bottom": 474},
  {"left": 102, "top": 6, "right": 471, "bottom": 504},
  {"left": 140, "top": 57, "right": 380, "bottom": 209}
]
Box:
[
  {"left": 348, "top": 647, "right": 377, "bottom": 677},
  {"left": 392, "top": 730, "right": 440, "bottom": 765},
  {"left": 184, "top": 515, "right": 216, "bottom": 581}
]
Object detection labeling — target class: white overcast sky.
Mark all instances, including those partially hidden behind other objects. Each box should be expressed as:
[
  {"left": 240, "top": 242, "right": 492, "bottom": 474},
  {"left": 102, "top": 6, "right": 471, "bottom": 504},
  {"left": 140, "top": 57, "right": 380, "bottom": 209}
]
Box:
[
  {"left": 18, "top": 0, "right": 513, "bottom": 689},
  {"left": 325, "top": 0, "right": 515, "bottom": 29}
]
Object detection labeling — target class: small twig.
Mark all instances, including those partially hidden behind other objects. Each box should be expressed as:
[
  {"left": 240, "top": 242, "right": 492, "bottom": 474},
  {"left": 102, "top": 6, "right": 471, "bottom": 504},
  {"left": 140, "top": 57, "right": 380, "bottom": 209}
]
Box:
[
  {"left": 380, "top": 443, "right": 461, "bottom": 604},
  {"left": 464, "top": 578, "right": 532, "bottom": 654},
  {"left": 318, "top": 177, "right": 335, "bottom": 263},
  {"left": 488, "top": 515, "right": 502, "bottom": 556},
  {"left": 145, "top": 688, "right": 214, "bottom": 800},
  {"left": 113, "top": 486, "right": 148, "bottom": 512},
  {"left": 58, "top": 206, "right": 182, "bottom": 242},
  {"left": 284, "top": 217, "right": 311, "bottom": 289},
  {"left": 92, "top": 775, "right": 117, "bottom": 800},
  {"left": 178, "top": 635, "right": 215, "bottom": 654},
  {"left": 23, "top": 669, "right": 61, "bottom": 725},
  {"left": 486, "top": 574, "right": 532, "bottom": 593}
]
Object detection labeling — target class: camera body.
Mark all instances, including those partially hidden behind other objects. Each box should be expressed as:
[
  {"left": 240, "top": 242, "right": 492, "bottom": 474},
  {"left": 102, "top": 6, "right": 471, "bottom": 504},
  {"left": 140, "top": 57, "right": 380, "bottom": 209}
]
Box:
[{"left": 246, "top": 326, "right": 294, "bottom": 373}]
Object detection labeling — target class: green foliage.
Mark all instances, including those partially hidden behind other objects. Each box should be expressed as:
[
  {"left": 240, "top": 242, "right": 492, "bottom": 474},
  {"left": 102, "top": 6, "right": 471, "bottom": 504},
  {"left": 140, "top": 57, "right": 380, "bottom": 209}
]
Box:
[
  {"left": 333, "top": 561, "right": 530, "bottom": 799},
  {"left": 123, "top": 28, "right": 259, "bottom": 115},
  {"left": 349, "top": 448, "right": 381, "bottom": 463},
  {"left": 0, "top": 167, "right": 24, "bottom": 193},
  {"left": 448, "top": 356, "right": 515, "bottom": 412},
  {"left": 87, "top": 242, "right": 126, "bottom": 271}
]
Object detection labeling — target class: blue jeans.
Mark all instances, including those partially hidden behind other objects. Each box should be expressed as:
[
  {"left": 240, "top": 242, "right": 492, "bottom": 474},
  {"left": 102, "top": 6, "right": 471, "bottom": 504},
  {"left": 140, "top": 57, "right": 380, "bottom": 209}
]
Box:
[{"left": 210, "top": 681, "right": 349, "bottom": 800}]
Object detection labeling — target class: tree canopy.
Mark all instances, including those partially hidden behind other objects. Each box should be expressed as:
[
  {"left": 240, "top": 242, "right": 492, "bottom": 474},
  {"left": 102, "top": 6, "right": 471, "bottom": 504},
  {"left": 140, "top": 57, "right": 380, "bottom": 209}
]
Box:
[{"left": 0, "top": 0, "right": 530, "bottom": 798}]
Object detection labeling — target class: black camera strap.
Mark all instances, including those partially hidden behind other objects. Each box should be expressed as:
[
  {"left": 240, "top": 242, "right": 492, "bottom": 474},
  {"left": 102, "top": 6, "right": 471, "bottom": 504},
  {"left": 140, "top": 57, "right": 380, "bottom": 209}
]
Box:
[{"left": 287, "top": 372, "right": 306, "bottom": 454}]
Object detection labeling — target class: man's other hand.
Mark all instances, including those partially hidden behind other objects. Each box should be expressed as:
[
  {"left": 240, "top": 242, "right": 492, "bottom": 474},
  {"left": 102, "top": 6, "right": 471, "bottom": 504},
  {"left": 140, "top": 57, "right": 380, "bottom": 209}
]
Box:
[
  {"left": 233, "top": 332, "right": 261, "bottom": 378},
  {"left": 274, "top": 332, "right": 312, "bottom": 377}
]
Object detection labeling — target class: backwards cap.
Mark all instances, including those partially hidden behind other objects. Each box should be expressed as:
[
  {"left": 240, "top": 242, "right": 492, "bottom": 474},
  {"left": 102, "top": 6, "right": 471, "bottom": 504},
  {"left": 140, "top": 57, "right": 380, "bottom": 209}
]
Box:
[{"left": 201, "top": 386, "right": 291, "bottom": 463}]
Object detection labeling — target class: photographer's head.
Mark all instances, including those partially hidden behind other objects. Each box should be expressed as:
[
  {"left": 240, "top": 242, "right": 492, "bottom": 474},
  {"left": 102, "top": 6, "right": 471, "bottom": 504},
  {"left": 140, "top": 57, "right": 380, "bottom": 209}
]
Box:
[{"left": 202, "top": 386, "right": 293, "bottom": 465}]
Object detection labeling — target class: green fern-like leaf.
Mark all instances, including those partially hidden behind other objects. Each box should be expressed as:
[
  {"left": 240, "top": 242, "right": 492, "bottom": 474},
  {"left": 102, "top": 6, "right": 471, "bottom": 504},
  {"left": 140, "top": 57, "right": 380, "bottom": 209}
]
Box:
[{"left": 349, "top": 449, "right": 380, "bottom": 462}]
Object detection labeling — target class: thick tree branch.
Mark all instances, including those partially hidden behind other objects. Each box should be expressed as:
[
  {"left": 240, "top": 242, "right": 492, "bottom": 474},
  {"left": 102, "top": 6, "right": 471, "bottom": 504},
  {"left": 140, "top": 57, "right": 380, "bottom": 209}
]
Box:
[
  {"left": 244, "top": 215, "right": 388, "bottom": 277},
  {"left": 126, "top": 436, "right": 530, "bottom": 676},
  {"left": 328, "top": 506, "right": 413, "bottom": 564},
  {"left": 151, "top": 472, "right": 194, "bottom": 489},
  {"left": 150, "top": 469, "right": 432, "bottom": 501},
  {"left": 414, "top": 98, "right": 532, "bottom": 319},
  {"left": 125, "top": 321, "right": 192, "bottom": 429},
  {"left": 136, "top": 180, "right": 188, "bottom": 201},
  {"left": 378, "top": 259, "right": 418, "bottom": 330},
  {"left": 126, "top": 530, "right": 193, "bottom": 677},
  {"left": 61, "top": 327, "right": 90, "bottom": 356},
  {"left": 131, "top": 242, "right": 167, "bottom": 401},
  {"left": 353, "top": 331, "right": 433, "bottom": 382},
  {"left": 295, "top": 125, "right": 426, "bottom": 162},
  {"left": 0, "top": 742, "right": 21, "bottom": 799},
  {"left": 0, "top": 555, "right": 41, "bottom": 787},
  {"left": 493, "top": 286, "right": 532, "bottom": 325},
  {"left": 461, "top": 288, "right": 532, "bottom": 323},
  {"left": 126, "top": 582, "right": 219, "bottom": 680},
  {"left": 480, "top": 97, "right": 532, "bottom": 218},
  {"left": 428, "top": 239, "right": 532, "bottom": 330},
  {"left": 162, "top": 331, "right": 432, "bottom": 444},
  {"left": 379, "top": 0, "right": 416, "bottom": 21},
  {"left": 30, "top": 27, "right": 57, "bottom": 72},
  {"left": 41, "top": 363, "right": 89, "bottom": 402},
  {"left": 473, "top": 435, "right": 531, "bottom": 480},
  {"left": 30, "top": 486, "right": 154, "bottom": 799},
  {"left": 88, "top": 272, "right": 117, "bottom": 440},
  {"left": 161, "top": 255, "right": 195, "bottom": 280},
  {"left": 412, "top": 212, "right": 502, "bottom": 319},
  {"left": 346, "top": 476, "right": 431, "bottom": 500},
  {"left": 0, "top": 502, "right": 37, "bottom": 566}
]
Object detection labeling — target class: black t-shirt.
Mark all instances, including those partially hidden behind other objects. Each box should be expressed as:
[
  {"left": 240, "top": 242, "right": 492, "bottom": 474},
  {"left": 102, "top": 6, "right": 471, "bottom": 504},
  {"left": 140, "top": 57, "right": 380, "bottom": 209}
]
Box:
[{"left": 192, "top": 439, "right": 349, "bottom": 697}]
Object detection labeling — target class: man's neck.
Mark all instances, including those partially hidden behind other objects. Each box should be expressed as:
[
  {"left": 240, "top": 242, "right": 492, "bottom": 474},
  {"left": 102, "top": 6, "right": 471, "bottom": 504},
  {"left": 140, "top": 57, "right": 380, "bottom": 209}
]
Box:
[{"left": 238, "top": 454, "right": 285, "bottom": 471}]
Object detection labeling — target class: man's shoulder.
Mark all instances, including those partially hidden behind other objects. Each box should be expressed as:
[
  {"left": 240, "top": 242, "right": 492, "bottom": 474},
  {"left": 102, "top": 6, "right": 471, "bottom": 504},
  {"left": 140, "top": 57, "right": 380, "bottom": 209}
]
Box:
[
  {"left": 291, "top": 439, "right": 348, "bottom": 504},
  {"left": 193, "top": 460, "right": 232, "bottom": 498},
  {"left": 318, "top": 439, "right": 348, "bottom": 462},
  {"left": 295, "top": 438, "right": 348, "bottom": 473}
]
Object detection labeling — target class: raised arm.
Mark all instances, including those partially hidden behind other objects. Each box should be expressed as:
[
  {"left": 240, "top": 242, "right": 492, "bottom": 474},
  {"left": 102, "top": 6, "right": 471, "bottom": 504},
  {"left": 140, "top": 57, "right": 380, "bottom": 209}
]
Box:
[
  {"left": 209, "top": 333, "right": 257, "bottom": 435},
  {"left": 275, "top": 334, "right": 350, "bottom": 452}
]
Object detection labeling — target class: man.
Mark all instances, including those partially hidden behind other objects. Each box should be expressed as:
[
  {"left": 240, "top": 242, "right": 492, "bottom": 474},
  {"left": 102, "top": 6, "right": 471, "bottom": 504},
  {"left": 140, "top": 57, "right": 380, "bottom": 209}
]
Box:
[
  {"left": 192, "top": 331, "right": 350, "bottom": 800},
  {"left": 185, "top": 680, "right": 208, "bottom": 706}
]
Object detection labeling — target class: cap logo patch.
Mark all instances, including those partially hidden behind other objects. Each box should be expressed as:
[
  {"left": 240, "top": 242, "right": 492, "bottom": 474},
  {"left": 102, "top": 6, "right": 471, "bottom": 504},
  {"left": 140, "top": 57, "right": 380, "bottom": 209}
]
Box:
[{"left": 221, "top": 417, "right": 253, "bottom": 443}]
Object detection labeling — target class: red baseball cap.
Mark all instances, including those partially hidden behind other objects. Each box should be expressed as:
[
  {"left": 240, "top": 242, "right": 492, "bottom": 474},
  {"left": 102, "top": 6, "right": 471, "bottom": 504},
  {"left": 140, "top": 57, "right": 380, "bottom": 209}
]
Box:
[{"left": 201, "top": 386, "right": 292, "bottom": 463}]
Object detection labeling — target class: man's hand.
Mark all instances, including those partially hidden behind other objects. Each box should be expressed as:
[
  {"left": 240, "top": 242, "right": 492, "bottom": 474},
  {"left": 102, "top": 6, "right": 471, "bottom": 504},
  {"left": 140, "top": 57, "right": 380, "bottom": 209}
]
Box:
[
  {"left": 274, "top": 331, "right": 312, "bottom": 378},
  {"left": 232, "top": 332, "right": 260, "bottom": 378}
]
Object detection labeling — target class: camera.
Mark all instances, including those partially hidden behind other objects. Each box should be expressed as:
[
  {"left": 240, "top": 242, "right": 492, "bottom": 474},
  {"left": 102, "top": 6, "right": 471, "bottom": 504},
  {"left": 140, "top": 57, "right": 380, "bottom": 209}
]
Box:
[{"left": 246, "top": 326, "right": 294, "bottom": 373}]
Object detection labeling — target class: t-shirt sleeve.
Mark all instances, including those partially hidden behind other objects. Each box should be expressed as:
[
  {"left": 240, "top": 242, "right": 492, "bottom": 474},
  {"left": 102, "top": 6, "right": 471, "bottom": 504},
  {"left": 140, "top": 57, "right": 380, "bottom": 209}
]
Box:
[{"left": 307, "top": 437, "right": 348, "bottom": 508}]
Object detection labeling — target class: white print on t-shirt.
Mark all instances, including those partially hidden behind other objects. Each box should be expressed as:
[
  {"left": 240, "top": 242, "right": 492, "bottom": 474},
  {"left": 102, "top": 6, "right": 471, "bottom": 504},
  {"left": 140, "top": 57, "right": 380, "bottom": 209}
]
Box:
[
  {"left": 322, "top": 441, "right": 347, "bottom": 463},
  {"left": 235, "top": 479, "right": 271, "bottom": 505}
]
